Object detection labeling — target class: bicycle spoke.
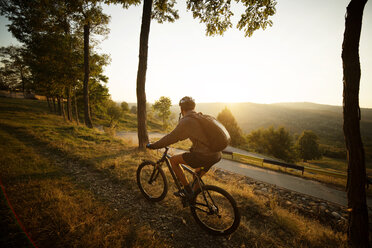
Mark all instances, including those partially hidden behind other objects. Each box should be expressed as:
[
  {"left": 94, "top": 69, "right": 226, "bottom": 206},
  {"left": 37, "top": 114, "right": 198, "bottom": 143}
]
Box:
[
  {"left": 192, "top": 203, "right": 210, "bottom": 214},
  {"left": 148, "top": 167, "right": 159, "bottom": 184},
  {"left": 137, "top": 162, "right": 167, "bottom": 201},
  {"left": 191, "top": 186, "right": 239, "bottom": 235}
]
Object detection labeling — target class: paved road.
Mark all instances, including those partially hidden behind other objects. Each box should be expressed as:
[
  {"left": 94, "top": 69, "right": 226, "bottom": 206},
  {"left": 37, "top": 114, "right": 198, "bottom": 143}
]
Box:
[{"left": 116, "top": 131, "right": 372, "bottom": 208}]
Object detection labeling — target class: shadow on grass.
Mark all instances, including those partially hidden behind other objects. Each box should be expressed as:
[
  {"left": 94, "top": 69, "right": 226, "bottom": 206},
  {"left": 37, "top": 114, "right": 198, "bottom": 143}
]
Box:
[
  {"left": 3, "top": 171, "right": 64, "bottom": 185},
  {"left": 0, "top": 185, "right": 34, "bottom": 248}
]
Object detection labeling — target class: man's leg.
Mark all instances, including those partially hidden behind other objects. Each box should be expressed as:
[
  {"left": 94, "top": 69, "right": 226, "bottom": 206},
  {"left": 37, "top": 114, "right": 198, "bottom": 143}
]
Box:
[
  {"left": 193, "top": 168, "right": 206, "bottom": 191},
  {"left": 169, "top": 154, "right": 189, "bottom": 187}
]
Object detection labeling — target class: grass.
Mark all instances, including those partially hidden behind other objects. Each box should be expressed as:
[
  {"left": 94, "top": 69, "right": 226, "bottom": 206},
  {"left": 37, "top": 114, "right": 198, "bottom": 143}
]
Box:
[
  {"left": 93, "top": 108, "right": 164, "bottom": 132},
  {"left": 0, "top": 97, "right": 349, "bottom": 247}
]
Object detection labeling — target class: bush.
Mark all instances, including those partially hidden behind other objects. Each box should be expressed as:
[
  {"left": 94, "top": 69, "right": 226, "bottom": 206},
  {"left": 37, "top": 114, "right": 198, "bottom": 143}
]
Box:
[
  {"left": 130, "top": 106, "right": 137, "bottom": 114},
  {"left": 247, "top": 126, "right": 296, "bottom": 162},
  {"left": 121, "top": 101, "right": 129, "bottom": 112},
  {"left": 106, "top": 101, "right": 123, "bottom": 127},
  {"left": 320, "top": 145, "right": 347, "bottom": 159},
  {"left": 296, "top": 130, "right": 322, "bottom": 162}
]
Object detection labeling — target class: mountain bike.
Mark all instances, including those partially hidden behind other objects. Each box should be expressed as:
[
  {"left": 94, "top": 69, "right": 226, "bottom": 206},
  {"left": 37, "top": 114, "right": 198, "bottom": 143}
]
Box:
[{"left": 136, "top": 147, "right": 240, "bottom": 236}]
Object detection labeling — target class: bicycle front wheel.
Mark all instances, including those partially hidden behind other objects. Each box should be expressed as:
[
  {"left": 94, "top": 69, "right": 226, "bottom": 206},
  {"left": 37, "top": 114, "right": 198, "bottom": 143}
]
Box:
[
  {"left": 190, "top": 185, "right": 240, "bottom": 236},
  {"left": 136, "top": 161, "right": 168, "bottom": 202}
]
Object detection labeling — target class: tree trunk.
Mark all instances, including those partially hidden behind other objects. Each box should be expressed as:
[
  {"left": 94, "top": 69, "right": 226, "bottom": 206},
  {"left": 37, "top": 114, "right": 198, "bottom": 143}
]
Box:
[
  {"left": 53, "top": 97, "right": 57, "bottom": 113},
  {"left": 74, "top": 87, "right": 79, "bottom": 125},
  {"left": 61, "top": 98, "right": 66, "bottom": 121},
  {"left": 66, "top": 86, "right": 73, "bottom": 122},
  {"left": 58, "top": 96, "right": 66, "bottom": 120},
  {"left": 83, "top": 22, "right": 93, "bottom": 128},
  {"left": 57, "top": 97, "right": 61, "bottom": 115},
  {"left": 136, "top": 0, "right": 152, "bottom": 150},
  {"left": 46, "top": 96, "right": 52, "bottom": 112},
  {"left": 342, "top": 0, "right": 369, "bottom": 247},
  {"left": 20, "top": 69, "right": 25, "bottom": 97}
]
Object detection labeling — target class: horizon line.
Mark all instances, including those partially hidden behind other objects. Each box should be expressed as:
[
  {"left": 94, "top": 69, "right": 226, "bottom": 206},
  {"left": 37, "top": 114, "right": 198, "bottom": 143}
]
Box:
[{"left": 115, "top": 100, "right": 372, "bottom": 109}]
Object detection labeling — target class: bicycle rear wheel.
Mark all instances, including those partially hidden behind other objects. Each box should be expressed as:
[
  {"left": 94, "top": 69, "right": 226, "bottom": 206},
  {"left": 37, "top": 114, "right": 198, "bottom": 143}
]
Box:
[
  {"left": 137, "top": 161, "right": 168, "bottom": 202},
  {"left": 190, "top": 185, "right": 240, "bottom": 236}
]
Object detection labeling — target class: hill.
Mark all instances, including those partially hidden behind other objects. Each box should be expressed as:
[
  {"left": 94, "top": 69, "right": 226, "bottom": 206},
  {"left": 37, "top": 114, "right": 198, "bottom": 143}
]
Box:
[{"left": 170, "top": 102, "right": 372, "bottom": 148}]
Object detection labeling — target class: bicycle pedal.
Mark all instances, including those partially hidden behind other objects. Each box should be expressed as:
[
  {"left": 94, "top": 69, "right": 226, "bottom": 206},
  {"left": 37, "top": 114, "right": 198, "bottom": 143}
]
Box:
[{"left": 173, "top": 190, "right": 186, "bottom": 198}]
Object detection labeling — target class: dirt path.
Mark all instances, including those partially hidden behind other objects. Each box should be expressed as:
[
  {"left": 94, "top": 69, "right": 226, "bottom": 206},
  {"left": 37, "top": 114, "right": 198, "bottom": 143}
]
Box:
[{"left": 57, "top": 159, "right": 239, "bottom": 248}]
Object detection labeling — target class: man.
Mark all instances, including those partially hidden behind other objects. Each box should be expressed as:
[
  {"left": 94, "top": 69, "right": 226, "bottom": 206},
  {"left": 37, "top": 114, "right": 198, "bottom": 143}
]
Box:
[{"left": 147, "top": 96, "right": 221, "bottom": 198}]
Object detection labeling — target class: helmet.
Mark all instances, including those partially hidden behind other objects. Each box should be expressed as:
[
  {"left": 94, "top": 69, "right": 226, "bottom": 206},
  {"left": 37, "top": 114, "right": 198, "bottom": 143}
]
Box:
[{"left": 179, "top": 96, "right": 195, "bottom": 111}]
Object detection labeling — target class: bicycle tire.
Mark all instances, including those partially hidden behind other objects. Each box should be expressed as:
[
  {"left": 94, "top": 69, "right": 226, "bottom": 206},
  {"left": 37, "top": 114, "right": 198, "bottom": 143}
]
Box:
[
  {"left": 137, "top": 160, "right": 168, "bottom": 202},
  {"left": 190, "top": 185, "right": 240, "bottom": 236}
]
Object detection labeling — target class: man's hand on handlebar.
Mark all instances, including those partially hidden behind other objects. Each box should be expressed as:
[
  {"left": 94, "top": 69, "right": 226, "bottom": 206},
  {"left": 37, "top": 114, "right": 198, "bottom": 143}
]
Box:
[{"left": 146, "top": 143, "right": 156, "bottom": 150}]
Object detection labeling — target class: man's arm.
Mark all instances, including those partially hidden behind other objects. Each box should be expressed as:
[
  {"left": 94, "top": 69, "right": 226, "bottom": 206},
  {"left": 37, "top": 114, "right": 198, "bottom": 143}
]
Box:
[{"left": 149, "top": 119, "right": 189, "bottom": 149}]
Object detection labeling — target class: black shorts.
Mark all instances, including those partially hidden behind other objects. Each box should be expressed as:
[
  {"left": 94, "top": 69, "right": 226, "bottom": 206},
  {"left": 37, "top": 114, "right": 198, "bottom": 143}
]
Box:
[{"left": 182, "top": 152, "right": 221, "bottom": 172}]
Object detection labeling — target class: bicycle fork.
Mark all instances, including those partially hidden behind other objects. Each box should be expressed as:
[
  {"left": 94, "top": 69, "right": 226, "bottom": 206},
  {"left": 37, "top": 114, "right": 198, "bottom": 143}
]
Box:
[
  {"left": 190, "top": 180, "right": 221, "bottom": 217},
  {"left": 148, "top": 164, "right": 161, "bottom": 184}
]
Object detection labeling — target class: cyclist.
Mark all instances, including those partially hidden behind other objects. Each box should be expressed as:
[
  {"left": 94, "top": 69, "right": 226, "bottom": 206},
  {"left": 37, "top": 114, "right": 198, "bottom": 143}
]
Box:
[{"left": 147, "top": 96, "right": 222, "bottom": 198}]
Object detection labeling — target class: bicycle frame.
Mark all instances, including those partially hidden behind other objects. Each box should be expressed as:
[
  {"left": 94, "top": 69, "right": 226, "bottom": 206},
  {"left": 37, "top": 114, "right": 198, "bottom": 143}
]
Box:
[
  {"left": 154, "top": 147, "right": 218, "bottom": 214},
  {"left": 155, "top": 147, "right": 200, "bottom": 191}
]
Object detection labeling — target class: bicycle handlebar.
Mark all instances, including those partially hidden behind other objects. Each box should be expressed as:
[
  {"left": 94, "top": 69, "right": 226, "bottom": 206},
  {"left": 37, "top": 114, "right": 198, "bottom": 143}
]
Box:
[{"left": 146, "top": 143, "right": 170, "bottom": 157}]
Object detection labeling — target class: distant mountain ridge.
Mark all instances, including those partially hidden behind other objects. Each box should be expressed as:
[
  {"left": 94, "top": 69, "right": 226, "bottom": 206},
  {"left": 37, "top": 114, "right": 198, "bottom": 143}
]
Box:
[{"left": 169, "top": 102, "right": 372, "bottom": 147}]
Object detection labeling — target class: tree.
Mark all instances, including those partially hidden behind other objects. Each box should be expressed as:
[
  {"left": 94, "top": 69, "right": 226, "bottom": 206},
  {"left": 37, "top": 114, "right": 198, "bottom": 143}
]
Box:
[
  {"left": 153, "top": 96, "right": 172, "bottom": 130},
  {"left": 136, "top": 0, "right": 151, "bottom": 149},
  {"left": 217, "top": 107, "right": 245, "bottom": 146},
  {"left": 106, "top": 100, "right": 122, "bottom": 127},
  {"left": 341, "top": 0, "right": 369, "bottom": 246},
  {"left": 1, "top": 0, "right": 110, "bottom": 126},
  {"left": 187, "top": 0, "right": 276, "bottom": 37},
  {"left": 297, "top": 130, "right": 321, "bottom": 162},
  {"left": 247, "top": 126, "right": 294, "bottom": 162},
  {"left": 0, "top": 46, "right": 30, "bottom": 93},
  {"left": 121, "top": 101, "right": 129, "bottom": 112},
  {"left": 74, "top": 0, "right": 110, "bottom": 128},
  {"left": 88, "top": 52, "right": 111, "bottom": 116},
  {"left": 134, "top": 0, "right": 179, "bottom": 149},
  {"left": 130, "top": 105, "right": 137, "bottom": 114}
]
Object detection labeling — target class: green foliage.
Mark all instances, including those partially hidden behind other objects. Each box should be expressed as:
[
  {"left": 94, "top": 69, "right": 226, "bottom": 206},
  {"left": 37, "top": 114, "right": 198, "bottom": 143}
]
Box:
[
  {"left": 104, "top": 0, "right": 140, "bottom": 9},
  {"left": 217, "top": 107, "right": 245, "bottom": 146},
  {"left": 187, "top": 0, "right": 233, "bottom": 36},
  {"left": 247, "top": 126, "right": 295, "bottom": 162},
  {"left": 152, "top": 0, "right": 179, "bottom": 23},
  {"left": 0, "top": 45, "right": 31, "bottom": 91},
  {"left": 237, "top": 0, "right": 277, "bottom": 37},
  {"left": 152, "top": 96, "right": 172, "bottom": 130},
  {"left": 0, "top": 0, "right": 111, "bottom": 126},
  {"left": 296, "top": 130, "right": 322, "bottom": 162},
  {"left": 89, "top": 79, "right": 110, "bottom": 115},
  {"left": 186, "top": 0, "right": 276, "bottom": 36},
  {"left": 320, "top": 145, "right": 346, "bottom": 160},
  {"left": 130, "top": 105, "right": 137, "bottom": 114},
  {"left": 106, "top": 100, "right": 122, "bottom": 127},
  {"left": 121, "top": 101, "right": 129, "bottom": 112}
]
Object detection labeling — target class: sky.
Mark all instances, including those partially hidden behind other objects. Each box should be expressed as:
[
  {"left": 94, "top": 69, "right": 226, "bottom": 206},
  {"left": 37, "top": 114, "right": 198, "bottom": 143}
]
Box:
[{"left": 1, "top": 0, "right": 371, "bottom": 108}]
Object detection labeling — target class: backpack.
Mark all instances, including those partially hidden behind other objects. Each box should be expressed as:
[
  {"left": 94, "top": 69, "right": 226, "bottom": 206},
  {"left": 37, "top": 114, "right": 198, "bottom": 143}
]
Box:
[{"left": 189, "top": 112, "right": 231, "bottom": 152}]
